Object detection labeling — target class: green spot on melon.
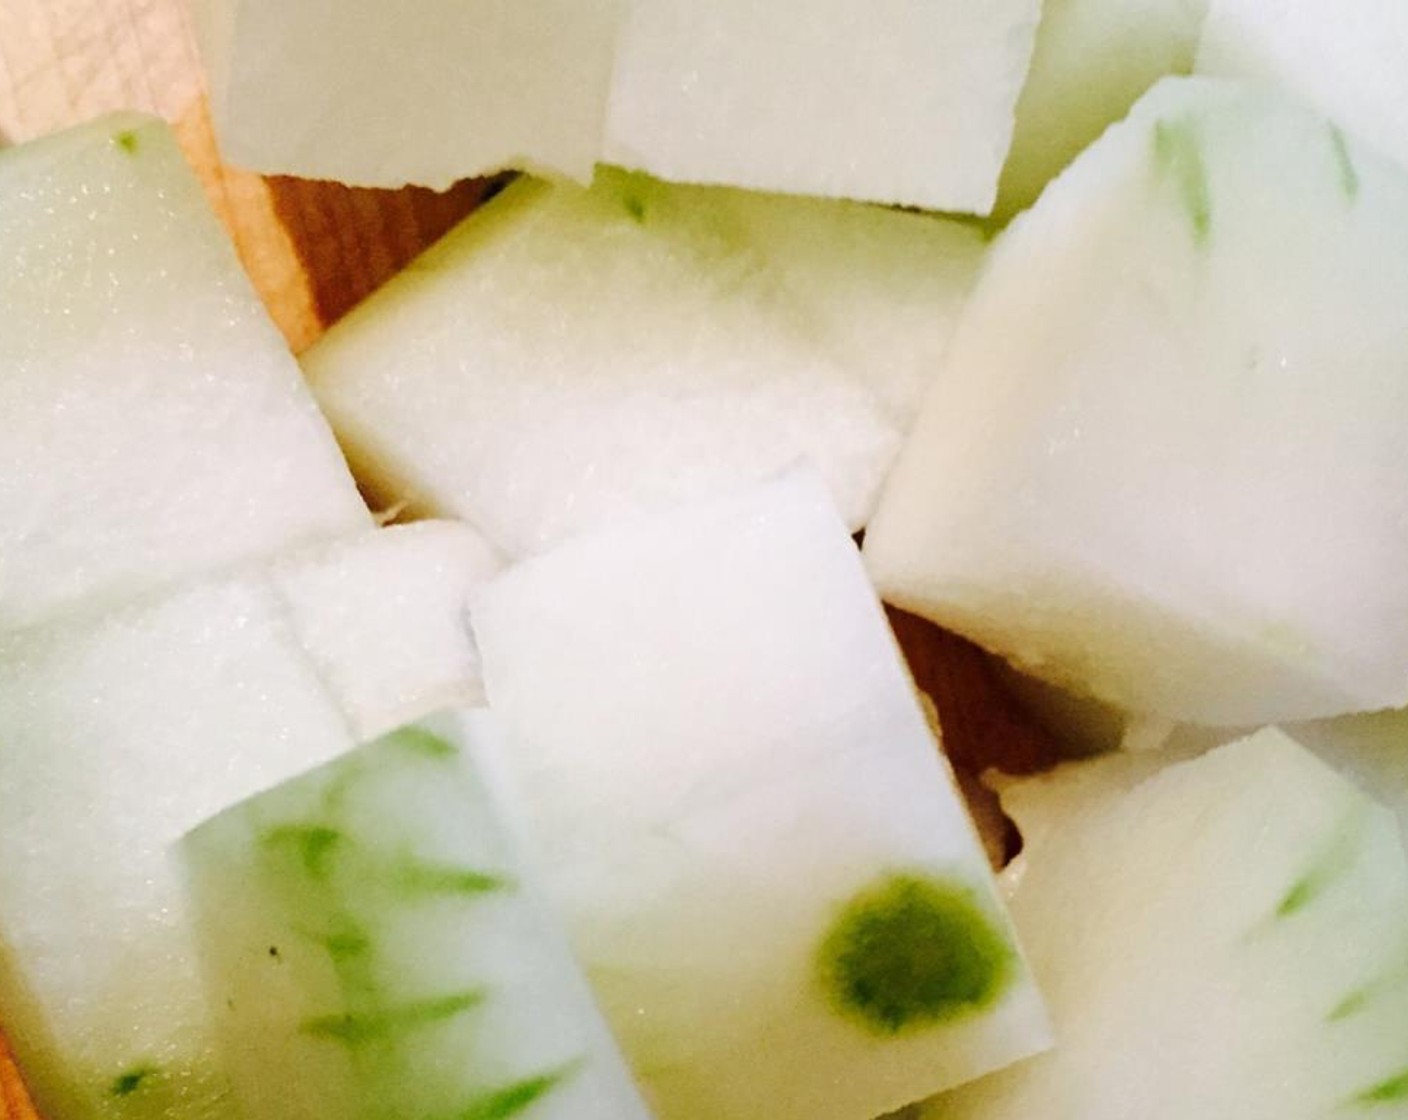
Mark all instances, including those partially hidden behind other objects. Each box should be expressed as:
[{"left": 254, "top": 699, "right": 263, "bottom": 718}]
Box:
[
  {"left": 113, "top": 130, "right": 140, "bottom": 156},
  {"left": 261, "top": 823, "right": 346, "bottom": 880},
  {"left": 1152, "top": 116, "right": 1212, "bottom": 247},
  {"left": 108, "top": 1063, "right": 159, "bottom": 1098},
  {"left": 622, "top": 194, "right": 647, "bottom": 223},
  {"left": 1275, "top": 810, "right": 1367, "bottom": 919},
  {"left": 817, "top": 872, "right": 1014, "bottom": 1035},
  {"left": 387, "top": 725, "right": 459, "bottom": 761}
]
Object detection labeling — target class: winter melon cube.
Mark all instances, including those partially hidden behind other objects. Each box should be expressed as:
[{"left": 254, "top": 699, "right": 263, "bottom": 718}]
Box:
[
  {"left": 182, "top": 715, "right": 651, "bottom": 1120},
  {"left": 471, "top": 471, "right": 1050, "bottom": 1120},
  {"left": 603, "top": 0, "right": 1042, "bottom": 213},
  {"left": 926, "top": 729, "right": 1408, "bottom": 1119},
  {"left": 0, "top": 526, "right": 498, "bottom": 1120},
  {"left": 0, "top": 114, "right": 369, "bottom": 630},
  {"left": 864, "top": 78, "right": 1408, "bottom": 725},
  {"left": 193, "top": 0, "right": 624, "bottom": 186},
  {"left": 1196, "top": 0, "right": 1408, "bottom": 173},
  {"left": 303, "top": 171, "right": 984, "bottom": 558}
]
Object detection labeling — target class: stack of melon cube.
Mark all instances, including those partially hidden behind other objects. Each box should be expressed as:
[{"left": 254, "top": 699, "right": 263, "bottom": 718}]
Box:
[{"left": 4, "top": 3, "right": 1408, "bottom": 1119}]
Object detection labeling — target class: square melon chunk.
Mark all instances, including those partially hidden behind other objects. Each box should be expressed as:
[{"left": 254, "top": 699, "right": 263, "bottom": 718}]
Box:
[
  {"left": 194, "top": 0, "right": 625, "bottom": 186},
  {"left": 471, "top": 471, "right": 1050, "bottom": 1120},
  {"left": 864, "top": 78, "right": 1408, "bottom": 725},
  {"left": 0, "top": 525, "right": 500, "bottom": 1120},
  {"left": 0, "top": 114, "right": 369, "bottom": 631},
  {"left": 182, "top": 716, "right": 652, "bottom": 1120},
  {"left": 303, "top": 170, "right": 985, "bottom": 558},
  {"left": 603, "top": 0, "right": 1042, "bottom": 212},
  {"left": 926, "top": 729, "right": 1408, "bottom": 1119}
]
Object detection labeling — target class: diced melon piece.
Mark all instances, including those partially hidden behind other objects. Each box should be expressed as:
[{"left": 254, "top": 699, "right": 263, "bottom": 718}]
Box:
[
  {"left": 272, "top": 522, "right": 504, "bottom": 738},
  {"left": 603, "top": 0, "right": 1042, "bottom": 213},
  {"left": 471, "top": 471, "right": 1050, "bottom": 1120},
  {"left": 193, "top": 0, "right": 624, "bottom": 186},
  {"left": 0, "top": 526, "right": 497, "bottom": 1120},
  {"left": 864, "top": 78, "right": 1408, "bottom": 725},
  {"left": 304, "top": 171, "right": 985, "bottom": 557},
  {"left": 0, "top": 114, "right": 369, "bottom": 631},
  {"left": 927, "top": 729, "right": 1408, "bottom": 1119},
  {"left": 182, "top": 717, "right": 652, "bottom": 1120},
  {"left": 1196, "top": 0, "right": 1408, "bottom": 173},
  {"left": 995, "top": 0, "right": 1208, "bottom": 219}
]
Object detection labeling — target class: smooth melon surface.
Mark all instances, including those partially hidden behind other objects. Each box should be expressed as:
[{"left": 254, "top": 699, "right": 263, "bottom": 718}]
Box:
[
  {"left": 865, "top": 77, "right": 1408, "bottom": 725},
  {"left": 194, "top": 0, "right": 624, "bottom": 186},
  {"left": 603, "top": 0, "right": 1041, "bottom": 212},
  {"left": 182, "top": 717, "right": 651, "bottom": 1120},
  {"left": 1197, "top": 0, "right": 1408, "bottom": 173},
  {"left": 304, "top": 171, "right": 985, "bottom": 558},
  {"left": 0, "top": 526, "right": 499, "bottom": 1120},
  {"left": 0, "top": 114, "right": 369, "bottom": 632},
  {"left": 928, "top": 730, "right": 1408, "bottom": 1119},
  {"left": 472, "top": 471, "right": 1049, "bottom": 1120}
]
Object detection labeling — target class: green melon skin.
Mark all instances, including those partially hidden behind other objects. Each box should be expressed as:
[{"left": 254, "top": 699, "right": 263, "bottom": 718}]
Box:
[
  {"left": 864, "top": 77, "right": 1408, "bottom": 726},
  {"left": 302, "top": 169, "right": 985, "bottom": 559},
  {"left": 0, "top": 524, "right": 498, "bottom": 1120},
  {"left": 180, "top": 716, "right": 652, "bottom": 1120},
  {"left": 0, "top": 114, "right": 370, "bottom": 632},
  {"left": 926, "top": 729, "right": 1408, "bottom": 1120}
]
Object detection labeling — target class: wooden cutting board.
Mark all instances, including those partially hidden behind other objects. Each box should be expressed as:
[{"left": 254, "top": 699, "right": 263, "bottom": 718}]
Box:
[{"left": 0, "top": 5, "right": 1058, "bottom": 1117}]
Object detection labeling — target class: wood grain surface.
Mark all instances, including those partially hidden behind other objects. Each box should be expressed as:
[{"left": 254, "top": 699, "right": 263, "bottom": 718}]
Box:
[{"left": 0, "top": 5, "right": 1056, "bottom": 1117}]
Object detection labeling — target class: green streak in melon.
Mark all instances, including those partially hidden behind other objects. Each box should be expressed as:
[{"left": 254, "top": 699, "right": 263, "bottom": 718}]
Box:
[
  {"left": 386, "top": 856, "right": 514, "bottom": 898},
  {"left": 1152, "top": 115, "right": 1212, "bottom": 245},
  {"left": 1353, "top": 1068, "right": 1408, "bottom": 1105},
  {"left": 1274, "top": 809, "right": 1368, "bottom": 919},
  {"left": 261, "top": 824, "right": 346, "bottom": 881},
  {"left": 1328, "top": 125, "right": 1360, "bottom": 203},
  {"left": 458, "top": 1065, "right": 579, "bottom": 1120},
  {"left": 817, "top": 872, "right": 1015, "bottom": 1035},
  {"left": 300, "top": 990, "right": 487, "bottom": 1046}
]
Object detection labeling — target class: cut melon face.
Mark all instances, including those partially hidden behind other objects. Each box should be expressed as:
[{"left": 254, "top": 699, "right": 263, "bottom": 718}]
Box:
[
  {"left": 471, "top": 471, "right": 1050, "bottom": 1120},
  {"left": 0, "top": 115, "right": 369, "bottom": 631},
  {"left": 926, "top": 729, "right": 1408, "bottom": 1119},
  {"left": 193, "top": 0, "right": 624, "bottom": 186},
  {"left": 0, "top": 525, "right": 499, "bottom": 1120},
  {"left": 603, "top": 0, "right": 1042, "bottom": 213},
  {"left": 995, "top": 0, "right": 1208, "bottom": 219},
  {"left": 865, "top": 77, "right": 1408, "bottom": 726},
  {"left": 1196, "top": 0, "right": 1408, "bottom": 174},
  {"left": 272, "top": 521, "right": 504, "bottom": 739},
  {"left": 303, "top": 171, "right": 985, "bottom": 558},
  {"left": 181, "top": 716, "right": 651, "bottom": 1120}
]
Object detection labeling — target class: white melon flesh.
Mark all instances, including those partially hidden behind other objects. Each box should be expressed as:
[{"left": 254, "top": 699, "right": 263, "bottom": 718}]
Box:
[
  {"left": 193, "top": 0, "right": 623, "bottom": 186},
  {"left": 471, "top": 471, "right": 1050, "bottom": 1120},
  {"left": 182, "top": 716, "right": 651, "bottom": 1120},
  {"left": 995, "top": 0, "right": 1208, "bottom": 219},
  {"left": 0, "top": 114, "right": 369, "bottom": 631},
  {"left": 0, "top": 526, "right": 499, "bottom": 1120},
  {"left": 603, "top": 0, "right": 1041, "bottom": 213},
  {"left": 926, "top": 729, "right": 1408, "bottom": 1119},
  {"left": 303, "top": 171, "right": 985, "bottom": 558},
  {"left": 864, "top": 77, "right": 1408, "bottom": 726},
  {"left": 272, "top": 522, "right": 504, "bottom": 738},
  {"left": 1196, "top": 0, "right": 1408, "bottom": 173}
]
